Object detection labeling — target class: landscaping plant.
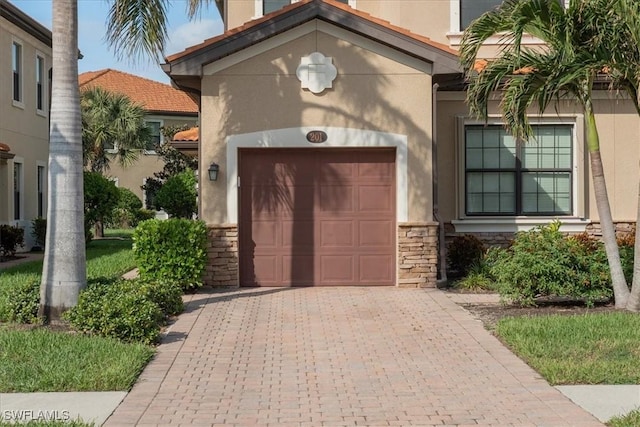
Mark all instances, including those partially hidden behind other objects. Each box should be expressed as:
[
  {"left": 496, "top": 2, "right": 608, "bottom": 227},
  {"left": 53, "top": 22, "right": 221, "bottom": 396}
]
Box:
[
  {"left": 0, "top": 224, "right": 25, "bottom": 258},
  {"left": 447, "top": 234, "right": 486, "bottom": 277},
  {"left": 133, "top": 218, "right": 207, "bottom": 290}
]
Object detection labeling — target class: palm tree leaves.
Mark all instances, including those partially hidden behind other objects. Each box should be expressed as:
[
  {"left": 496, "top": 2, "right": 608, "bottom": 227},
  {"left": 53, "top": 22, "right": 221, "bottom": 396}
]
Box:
[{"left": 81, "top": 87, "right": 151, "bottom": 172}]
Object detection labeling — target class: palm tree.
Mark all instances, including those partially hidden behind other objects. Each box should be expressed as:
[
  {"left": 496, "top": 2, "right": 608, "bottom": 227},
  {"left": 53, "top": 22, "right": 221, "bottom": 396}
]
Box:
[
  {"left": 40, "top": 0, "right": 209, "bottom": 321},
  {"left": 81, "top": 86, "right": 151, "bottom": 173},
  {"left": 39, "top": 0, "right": 86, "bottom": 321},
  {"left": 459, "top": 0, "right": 630, "bottom": 308}
]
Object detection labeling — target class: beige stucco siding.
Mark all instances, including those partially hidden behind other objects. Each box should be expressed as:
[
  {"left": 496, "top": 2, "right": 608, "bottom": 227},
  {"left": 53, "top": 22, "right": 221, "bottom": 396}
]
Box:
[
  {"left": 0, "top": 16, "right": 51, "bottom": 250},
  {"left": 200, "top": 30, "right": 434, "bottom": 225},
  {"left": 436, "top": 92, "right": 640, "bottom": 225}
]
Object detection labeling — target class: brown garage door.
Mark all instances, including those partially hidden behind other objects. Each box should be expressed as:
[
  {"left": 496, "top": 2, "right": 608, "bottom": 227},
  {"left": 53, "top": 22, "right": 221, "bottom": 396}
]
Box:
[{"left": 239, "top": 148, "right": 396, "bottom": 287}]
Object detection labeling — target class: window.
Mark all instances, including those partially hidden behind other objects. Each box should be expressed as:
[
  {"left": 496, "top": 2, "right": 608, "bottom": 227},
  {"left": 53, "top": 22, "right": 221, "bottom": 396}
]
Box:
[
  {"left": 460, "top": 0, "right": 502, "bottom": 30},
  {"left": 263, "top": 0, "right": 349, "bottom": 15},
  {"left": 12, "top": 41, "right": 22, "bottom": 104},
  {"left": 145, "top": 121, "right": 162, "bottom": 151},
  {"left": 37, "top": 165, "right": 45, "bottom": 217},
  {"left": 465, "top": 124, "right": 572, "bottom": 216},
  {"left": 13, "top": 162, "right": 23, "bottom": 220},
  {"left": 36, "top": 54, "right": 45, "bottom": 113}
]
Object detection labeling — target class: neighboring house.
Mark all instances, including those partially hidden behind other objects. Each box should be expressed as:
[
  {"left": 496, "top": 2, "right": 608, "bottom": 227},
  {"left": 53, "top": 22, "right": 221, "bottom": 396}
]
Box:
[
  {"left": 163, "top": 0, "right": 639, "bottom": 288},
  {"left": 0, "top": 0, "right": 52, "bottom": 250},
  {"left": 78, "top": 69, "right": 198, "bottom": 207}
]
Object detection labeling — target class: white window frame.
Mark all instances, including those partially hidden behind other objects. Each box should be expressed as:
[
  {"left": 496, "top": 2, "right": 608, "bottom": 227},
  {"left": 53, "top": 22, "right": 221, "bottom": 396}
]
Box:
[
  {"left": 13, "top": 158, "right": 24, "bottom": 221},
  {"left": 144, "top": 118, "right": 164, "bottom": 154},
  {"left": 255, "top": 0, "right": 356, "bottom": 18},
  {"left": 36, "top": 162, "right": 46, "bottom": 218},
  {"left": 35, "top": 52, "right": 47, "bottom": 116},
  {"left": 452, "top": 114, "right": 588, "bottom": 233},
  {"left": 12, "top": 38, "right": 24, "bottom": 108},
  {"left": 447, "top": 0, "right": 570, "bottom": 46}
]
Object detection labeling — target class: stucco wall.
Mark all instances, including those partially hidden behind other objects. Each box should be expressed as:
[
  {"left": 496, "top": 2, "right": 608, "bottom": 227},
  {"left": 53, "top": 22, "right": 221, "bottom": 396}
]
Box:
[
  {"left": 435, "top": 92, "right": 640, "bottom": 225},
  {"left": 199, "top": 30, "right": 434, "bottom": 225}
]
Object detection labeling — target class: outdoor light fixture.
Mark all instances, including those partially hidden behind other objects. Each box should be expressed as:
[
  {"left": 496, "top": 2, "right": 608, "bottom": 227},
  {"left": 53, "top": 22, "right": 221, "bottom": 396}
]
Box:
[{"left": 208, "top": 162, "right": 219, "bottom": 181}]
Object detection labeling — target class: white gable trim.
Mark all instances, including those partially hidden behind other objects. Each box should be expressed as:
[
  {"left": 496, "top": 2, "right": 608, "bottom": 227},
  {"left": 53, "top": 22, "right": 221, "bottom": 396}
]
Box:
[
  {"left": 203, "top": 20, "right": 433, "bottom": 75},
  {"left": 226, "top": 127, "right": 408, "bottom": 223}
]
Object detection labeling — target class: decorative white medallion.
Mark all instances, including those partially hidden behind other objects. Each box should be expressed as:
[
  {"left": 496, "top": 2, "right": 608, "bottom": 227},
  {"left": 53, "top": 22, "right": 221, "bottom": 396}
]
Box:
[{"left": 296, "top": 52, "right": 337, "bottom": 94}]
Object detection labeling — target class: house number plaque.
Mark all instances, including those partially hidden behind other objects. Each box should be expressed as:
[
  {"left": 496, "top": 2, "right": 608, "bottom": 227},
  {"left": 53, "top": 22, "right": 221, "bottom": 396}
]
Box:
[{"left": 306, "top": 130, "right": 328, "bottom": 143}]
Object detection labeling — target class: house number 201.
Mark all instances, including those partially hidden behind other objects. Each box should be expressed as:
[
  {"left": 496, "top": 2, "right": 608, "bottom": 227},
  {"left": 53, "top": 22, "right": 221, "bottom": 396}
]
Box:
[{"left": 306, "top": 130, "right": 328, "bottom": 143}]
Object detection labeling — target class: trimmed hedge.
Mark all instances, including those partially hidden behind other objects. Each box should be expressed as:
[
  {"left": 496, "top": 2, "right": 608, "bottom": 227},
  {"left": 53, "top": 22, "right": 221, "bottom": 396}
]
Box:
[{"left": 133, "top": 219, "right": 207, "bottom": 290}]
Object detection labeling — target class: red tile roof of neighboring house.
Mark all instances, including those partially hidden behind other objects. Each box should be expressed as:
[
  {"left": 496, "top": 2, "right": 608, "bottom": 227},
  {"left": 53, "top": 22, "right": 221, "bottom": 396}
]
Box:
[
  {"left": 172, "top": 127, "right": 199, "bottom": 141},
  {"left": 78, "top": 69, "right": 198, "bottom": 115},
  {"left": 166, "top": 0, "right": 458, "bottom": 63},
  {"left": 0, "top": 143, "right": 11, "bottom": 152}
]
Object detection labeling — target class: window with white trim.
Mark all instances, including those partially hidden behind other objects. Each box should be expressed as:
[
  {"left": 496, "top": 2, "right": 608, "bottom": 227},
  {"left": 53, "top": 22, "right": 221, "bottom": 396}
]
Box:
[
  {"left": 262, "top": 0, "right": 351, "bottom": 15},
  {"left": 13, "top": 161, "right": 23, "bottom": 220},
  {"left": 12, "top": 41, "right": 23, "bottom": 105},
  {"left": 464, "top": 124, "right": 573, "bottom": 216},
  {"left": 36, "top": 53, "right": 46, "bottom": 114},
  {"left": 37, "top": 165, "right": 45, "bottom": 217}
]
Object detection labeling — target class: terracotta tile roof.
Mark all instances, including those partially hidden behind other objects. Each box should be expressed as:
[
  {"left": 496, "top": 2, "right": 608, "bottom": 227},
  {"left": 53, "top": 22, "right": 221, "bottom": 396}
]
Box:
[
  {"left": 166, "top": 0, "right": 458, "bottom": 62},
  {"left": 172, "top": 127, "right": 199, "bottom": 141},
  {"left": 78, "top": 69, "right": 198, "bottom": 114},
  {"left": 0, "top": 142, "right": 10, "bottom": 152}
]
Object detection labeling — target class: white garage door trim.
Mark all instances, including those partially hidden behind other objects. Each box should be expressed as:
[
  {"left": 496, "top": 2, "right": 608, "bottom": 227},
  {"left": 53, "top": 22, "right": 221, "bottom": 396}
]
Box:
[{"left": 226, "top": 127, "right": 408, "bottom": 223}]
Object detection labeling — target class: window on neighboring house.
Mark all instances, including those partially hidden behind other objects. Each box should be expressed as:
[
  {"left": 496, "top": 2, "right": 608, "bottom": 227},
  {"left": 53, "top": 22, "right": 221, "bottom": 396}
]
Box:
[
  {"left": 36, "top": 54, "right": 45, "bottom": 113},
  {"left": 14, "top": 162, "right": 23, "bottom": 220},
  {"left": 465, "top": 124, "right": 572, "bottom": 216},
  {"left": 459, "top": 0, "right": 565, "bottom": 31},
  {"left": 145, "top": 121, "right": 162, "bottom": 151},
  {"left": 263, "top": 0, "right": 348, "bottom": 14},
  {"left": 12, "top": 41, "right": 22, "bottom": 104},
  {"left": 37, "top": 165, "right": 45, "bottom": 217}
]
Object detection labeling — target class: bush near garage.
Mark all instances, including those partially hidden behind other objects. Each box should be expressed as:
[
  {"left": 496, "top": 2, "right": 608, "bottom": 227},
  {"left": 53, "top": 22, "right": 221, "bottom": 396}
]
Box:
[
  {"left": 0, "top": 224, "right": 25, "bottom": 258},
  {"left": 490, "top": 222, "right": 614, "bottom": 306},
  {"left": 447, "top": 234, "right": 486, "bottom": 277},
  {"left": 133, "top": 218, "right": 207, "bottom": 291}
]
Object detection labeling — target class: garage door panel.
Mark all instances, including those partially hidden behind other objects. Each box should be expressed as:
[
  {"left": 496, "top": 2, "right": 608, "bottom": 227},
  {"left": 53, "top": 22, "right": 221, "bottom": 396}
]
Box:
[
  {"left": 359, "top": 220, "right": 393, "bottom": 247},
  {"left": 359, "top": 185, "right": 393, "bottom": 212},
  {"left": 282, "top": 256, "right": 315, "bottom": 284},
  {"left": 360, "top": 255, "right": 394, "bottom": 283},
  {"left": 319, "top": 185, "right": 353, "bottom": 213},
  {"left": 319, "top": 255, "right": 355, "bottom": 282},
  {"left": 320, "top": 220, "right": 355, "bottom": 247},
  {"left": 240, "top": 148, "right": 395, "bottom": 287},
  {"left": 282, "top": 220, "right": 315, "bottom": 249}
]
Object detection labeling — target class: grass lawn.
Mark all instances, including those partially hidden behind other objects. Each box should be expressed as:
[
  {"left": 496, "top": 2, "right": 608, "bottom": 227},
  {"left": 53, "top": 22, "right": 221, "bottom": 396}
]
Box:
[
  {"left": 0, "top": 328, "right": 153, "bottom": 392},
  {"left": 496, "top": 312, "right": 640, "bottom": 385},
  {"left": 607, "top": 409, "right": 640, "bottom": 426}
]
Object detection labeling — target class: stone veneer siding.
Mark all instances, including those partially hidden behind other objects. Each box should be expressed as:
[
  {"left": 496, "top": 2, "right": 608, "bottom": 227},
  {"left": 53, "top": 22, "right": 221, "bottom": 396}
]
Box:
[
  {"left": 205, "top": 225, "right": 239, "bottom": 287},
  {"left": 397, "top": 222, "right": 439, "bottom": 288}
]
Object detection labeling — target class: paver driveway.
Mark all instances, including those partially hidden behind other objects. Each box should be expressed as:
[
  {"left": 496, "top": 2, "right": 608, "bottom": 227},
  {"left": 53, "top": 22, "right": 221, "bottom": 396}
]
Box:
[{"left": 105, "top": 288, "right": 603, "bottom": 426}]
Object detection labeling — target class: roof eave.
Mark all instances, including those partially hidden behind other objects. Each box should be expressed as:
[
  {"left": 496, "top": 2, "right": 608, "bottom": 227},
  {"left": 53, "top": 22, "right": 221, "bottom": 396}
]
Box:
[{"left": 0, "top": 0, "right": 52, "bottom": 47}]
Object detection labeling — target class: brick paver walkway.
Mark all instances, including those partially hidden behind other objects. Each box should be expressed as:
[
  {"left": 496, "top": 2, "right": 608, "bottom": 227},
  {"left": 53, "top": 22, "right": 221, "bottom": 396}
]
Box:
[{"left": 105, "top": 288, "right": 603, "bottom": 426}]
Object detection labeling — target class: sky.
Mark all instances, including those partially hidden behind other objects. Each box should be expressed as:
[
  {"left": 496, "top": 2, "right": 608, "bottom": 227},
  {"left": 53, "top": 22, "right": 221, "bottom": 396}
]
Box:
[{"left": 8, "top": 0, "right": 225, "bottom": 83}]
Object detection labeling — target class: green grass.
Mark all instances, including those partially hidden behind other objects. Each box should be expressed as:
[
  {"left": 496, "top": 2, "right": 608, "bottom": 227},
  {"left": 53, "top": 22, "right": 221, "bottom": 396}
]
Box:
[
  {"left": 607, "top": 409, "right": 640, "bottom": 426},
  {"left": 0, "top": 328, "right": 154, "bottom": 392},
  {"left": 102, "top": 228, "right": 134, "bottom": 238},
  {"left": 496, "top": 312, "right": 640, "bottom": 385}
]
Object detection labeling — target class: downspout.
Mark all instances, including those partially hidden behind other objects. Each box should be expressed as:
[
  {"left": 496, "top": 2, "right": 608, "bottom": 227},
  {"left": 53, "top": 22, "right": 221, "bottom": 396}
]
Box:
[{"left": 432, "top": 82, "right": 448, "bottom": 284}]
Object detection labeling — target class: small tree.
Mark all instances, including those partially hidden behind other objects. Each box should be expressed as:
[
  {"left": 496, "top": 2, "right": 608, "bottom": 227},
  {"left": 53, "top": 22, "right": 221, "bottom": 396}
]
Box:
[
  {"left": 84, "top": 172, "right": 119, "bottom": 238},
  {"left": 107, "top": 187, "right": 143, "bottom": 228},
  {"left": 154, "top": 171, "right": 197, "bottom": 219},
  {"left": 142, "top": 125, "right": 198, "bottom": 210}
]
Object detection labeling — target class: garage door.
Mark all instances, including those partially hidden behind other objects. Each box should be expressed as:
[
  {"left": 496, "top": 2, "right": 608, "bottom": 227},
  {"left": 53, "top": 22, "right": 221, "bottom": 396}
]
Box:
[{"left": 239, "top": 148, "right": 396, "bottom": 286}]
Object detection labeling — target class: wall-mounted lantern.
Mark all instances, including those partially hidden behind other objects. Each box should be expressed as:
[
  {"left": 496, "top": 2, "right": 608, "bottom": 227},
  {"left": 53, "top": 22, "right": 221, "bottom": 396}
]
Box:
[{"left": 208, "top": 162, "right": 220, "bottom": 181}]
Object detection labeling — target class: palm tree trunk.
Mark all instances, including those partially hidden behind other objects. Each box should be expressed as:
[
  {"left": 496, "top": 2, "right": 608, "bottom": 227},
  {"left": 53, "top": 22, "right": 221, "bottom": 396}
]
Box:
[
  {"left": 626, "top": 170, "right": 640, "bottom": 311},
  {"left": 39, "top": 0, "right": 87, "bottom": 322},
  {"left": 585, "top": 109, "right": 629, "bottom": 308}
]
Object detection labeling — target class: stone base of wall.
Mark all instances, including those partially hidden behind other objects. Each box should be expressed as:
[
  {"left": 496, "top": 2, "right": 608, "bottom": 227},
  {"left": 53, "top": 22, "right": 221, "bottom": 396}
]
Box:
[
  {"left": 397, "top": 222, "right": 439, "bottom": 288},
  {"left": 205, "top": 225, "right": 239, "bottom": 287},
  {"left": 585, "top": 221, "right": 635, "bottom": 239}
]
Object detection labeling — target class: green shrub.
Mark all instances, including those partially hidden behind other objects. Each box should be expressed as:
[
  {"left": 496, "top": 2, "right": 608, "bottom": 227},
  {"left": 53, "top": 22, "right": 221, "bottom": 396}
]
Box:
[
  {"left": 133, "top": 278, "right": 184, "bottom": 317},
  {"left": 154, "top": 171, "right": 197, "bottom": 219},
  {"left": 30, "top": 217, "right": 46, "bottom": 249},
  {"left": 107, "top": 187, "right": 143, "bottom": 228},
  {"left": 0, "top": 281, "right": 39, "bottom": 324},
  {"left": 65, "top": 280, "right": 163, "bottom": 345},
  {"left": 447, "top": 234, "right": 486, "bottom": 276},
  {"left": 490, "top": 221, "right": 613, "bottom": 306},
  {"left": 0, "top": 224, "right": 25, "bottom": 257},
  {"left": 133, "top": 219, "right": 207, "bottom": 290},
  {"left": 455, "top": 262, "right": 498, "bottom": 291},
  {"left": 84, "top": 171, "right": 119, "bottom": 237},
  {"left": 135, "top": 208, "right": 156, "bottom": 224}
]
